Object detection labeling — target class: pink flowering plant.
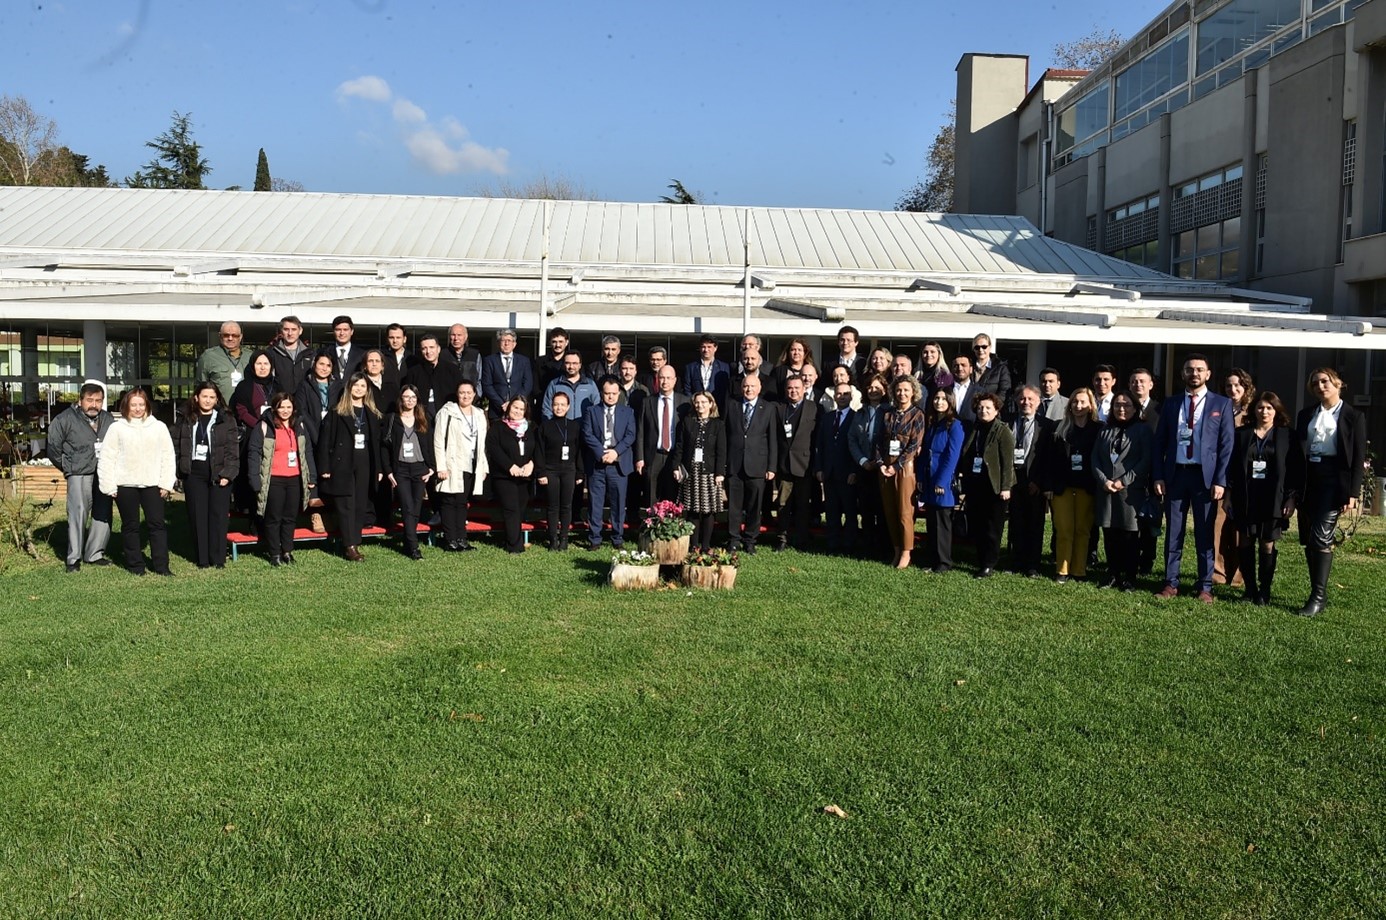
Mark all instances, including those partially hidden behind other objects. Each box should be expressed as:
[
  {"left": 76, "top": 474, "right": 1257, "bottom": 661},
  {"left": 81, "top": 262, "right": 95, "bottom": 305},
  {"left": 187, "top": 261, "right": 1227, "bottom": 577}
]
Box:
[{"left": 640, "top": 500, "right": 695, "bottom": 540}]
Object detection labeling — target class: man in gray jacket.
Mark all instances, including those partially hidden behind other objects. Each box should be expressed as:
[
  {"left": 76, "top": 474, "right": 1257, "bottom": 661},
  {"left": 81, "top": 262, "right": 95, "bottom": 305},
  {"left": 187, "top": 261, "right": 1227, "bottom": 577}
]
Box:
[{"left": 47, "top": 381, "right": 114, "bottom": 571}]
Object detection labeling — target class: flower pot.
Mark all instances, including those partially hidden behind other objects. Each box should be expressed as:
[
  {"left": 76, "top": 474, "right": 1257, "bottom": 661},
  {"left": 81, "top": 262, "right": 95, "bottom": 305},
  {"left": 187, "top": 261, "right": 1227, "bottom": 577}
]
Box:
[
  {"left": 610, "top": 563, "right": 660, "bottom": 590},
  {"left": 716, "top": 565, "right": 737, "bottom": 589},
  {"left": 647, "top": 534, "right": 690, "bottom": 564},
  {"left": 682, "top": 564, "right": 720, "bottom": 589}
]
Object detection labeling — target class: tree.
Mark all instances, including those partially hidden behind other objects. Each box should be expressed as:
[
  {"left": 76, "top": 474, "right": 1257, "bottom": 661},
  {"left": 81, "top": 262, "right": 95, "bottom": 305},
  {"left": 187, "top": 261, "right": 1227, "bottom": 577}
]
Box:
[
  {"left": 896, "top": 101, "right": 955, "bottom": 213},
  {"left": 0, "top": 94, "right": 59, "bottom": 186},
  {"left": 474, "top": 173, "right": 599, "bottom": 200},
  {"left": 254, "top": 148, "right": 271, "bottom": 191},
  {"left": 659, "top": 179, "right": 699, "bottom": 204},
  {"left": 126, "top": 112, "right": 211, "bottom": 189},
  {"left": 270, "top": 177, "right": 306, "bottom": 193},
  {"left": 1051, "top": 27, "right": 1125, "bottom": 70}
]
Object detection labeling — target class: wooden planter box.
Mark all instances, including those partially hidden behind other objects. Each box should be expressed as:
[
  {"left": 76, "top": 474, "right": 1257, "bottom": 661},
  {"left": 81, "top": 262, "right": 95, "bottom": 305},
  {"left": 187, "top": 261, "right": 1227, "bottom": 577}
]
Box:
[
  {"left": 640, "top": 534, "right": 691, "bottom": 564},
  {"left": 682, "top": 564, "right": 737, "bottom": 590},
  {"left": 6, "top": 466, "right": 66, "bottom": 502},
  {"left": 610, "top": 563, "right": 660, "bottom": 590}
]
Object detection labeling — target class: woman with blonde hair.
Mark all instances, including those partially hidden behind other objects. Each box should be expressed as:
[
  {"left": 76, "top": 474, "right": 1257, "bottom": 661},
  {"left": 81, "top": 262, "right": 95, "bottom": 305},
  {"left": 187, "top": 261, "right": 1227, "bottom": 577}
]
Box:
[
  {"left": 97, "top": 387, "right": 177, "bottom": 576},
  {"left": 315, "top": 372, "right": 382, "bottom": 561},
  {"left": 1047, "top": 387, "right": 1103, "bottom": 582}
]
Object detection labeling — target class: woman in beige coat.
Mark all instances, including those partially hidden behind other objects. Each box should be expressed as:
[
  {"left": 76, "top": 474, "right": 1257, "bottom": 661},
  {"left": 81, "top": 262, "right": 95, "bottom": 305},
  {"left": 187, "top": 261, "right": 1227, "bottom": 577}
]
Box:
[{"left": 433, "top": 380, "right": 490, "bottom": 551}]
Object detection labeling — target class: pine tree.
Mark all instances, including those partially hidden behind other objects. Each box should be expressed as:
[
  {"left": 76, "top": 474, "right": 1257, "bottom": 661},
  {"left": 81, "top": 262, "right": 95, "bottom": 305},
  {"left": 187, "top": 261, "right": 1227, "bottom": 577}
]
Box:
[
  {"left": 126, "top": 112, "right": 211, "bottom": 189},
  {"left": 254, "top": 148, "right": 271, "bottom": 191}
]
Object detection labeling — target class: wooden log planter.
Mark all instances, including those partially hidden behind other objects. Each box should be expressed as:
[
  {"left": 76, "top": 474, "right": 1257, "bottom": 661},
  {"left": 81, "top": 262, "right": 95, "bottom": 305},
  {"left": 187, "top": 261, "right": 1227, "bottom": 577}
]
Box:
[
  {"left": 682, "top": 564, "right": 737, "bottom": 590},
  {"left": 609, "top": 563, "right": 661, "bottom": 590}
]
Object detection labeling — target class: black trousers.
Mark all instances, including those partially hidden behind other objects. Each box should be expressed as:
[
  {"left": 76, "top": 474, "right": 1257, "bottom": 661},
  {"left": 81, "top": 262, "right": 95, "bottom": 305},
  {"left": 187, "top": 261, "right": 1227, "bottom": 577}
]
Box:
[
  {"left": 727, "top": 473, "right": 766, "bottom": 548},
  {"left": 965, "top": 479, "right": 1007, "bottom": 571},
  {"left": 1008, "top": 483, "right": 1047, "bottom": 572},
  {"left": 492, "top": 478, "right": 530, "bottom": 552},
  {"left": 775, "top": 473, "right": 813, "bottom": 547},
  {"left": 821, "top": 472, "right": 858, "bottom": 552},
  {"left": 332, "top": 455, "right": 371, "bottom": 548},
  {"left": 264, "top": 475, "right": 301, "bottom": 558},
  {"left": 856, "top": 468, "right": 887, "bottom": 558},
  {"left": 1105, "top": 527, "right": 1139, "bottom": 583},
  {"left": 115, "top": 485, "right": 167, "bottom": 574},
  {"left": 440, "top": 477, "right": 473, "bottom": 545},
  {"left": 395, "top": 472, "right": 427, "bottom": 552},
  {"left": 184, "top": 467, "right": 231, "bottom": 567},
  {"left": 543, "top": 469, "right": 576, "bottom": 544},
  {"left": 923, "top": 504, "right": 953, "bottom": 569}
]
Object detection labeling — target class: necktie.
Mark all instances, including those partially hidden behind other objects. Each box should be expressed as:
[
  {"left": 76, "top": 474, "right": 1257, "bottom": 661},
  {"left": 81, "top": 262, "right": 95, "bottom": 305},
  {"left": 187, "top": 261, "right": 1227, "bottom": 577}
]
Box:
[
  {"left": 834, "top": 410, "right": 843, "bottom": 435},
  {"left": 743, "top": 400, "right": 753, "bottom": 430},
  {"left": 338, "top": 346, "right": 347, "bottom": 371},
  {"left": 1041, "top": 397, "right": 1050, "bottom": 415},
  {"left": 660, "top": 397, "right": 671, "bottom": 451},
  {"left": 1186, "top": 394, "right": 1196, "bottom": 459},
  {"left": 503, "top": 355, "right": 512, "bottom": 379}
]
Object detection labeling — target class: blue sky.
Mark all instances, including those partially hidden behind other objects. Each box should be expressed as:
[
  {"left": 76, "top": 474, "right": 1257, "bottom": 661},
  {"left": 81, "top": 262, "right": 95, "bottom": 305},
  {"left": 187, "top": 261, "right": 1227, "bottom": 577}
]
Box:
[{"left": 5, "top": 0, "right": 1154, "bottom": 209}]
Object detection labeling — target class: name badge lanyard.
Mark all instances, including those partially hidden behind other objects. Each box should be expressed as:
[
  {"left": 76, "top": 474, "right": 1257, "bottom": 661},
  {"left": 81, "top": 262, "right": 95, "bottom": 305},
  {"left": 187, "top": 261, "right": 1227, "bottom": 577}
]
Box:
[{"left": 559, "top": 419, "right": 570, "bottom": 462}]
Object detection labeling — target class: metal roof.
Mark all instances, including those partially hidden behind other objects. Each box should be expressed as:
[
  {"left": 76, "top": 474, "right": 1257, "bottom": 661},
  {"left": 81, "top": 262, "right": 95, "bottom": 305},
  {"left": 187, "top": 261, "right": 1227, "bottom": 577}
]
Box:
[{"left": 0, "top": 186, "right": 1170, "bottom": 281}]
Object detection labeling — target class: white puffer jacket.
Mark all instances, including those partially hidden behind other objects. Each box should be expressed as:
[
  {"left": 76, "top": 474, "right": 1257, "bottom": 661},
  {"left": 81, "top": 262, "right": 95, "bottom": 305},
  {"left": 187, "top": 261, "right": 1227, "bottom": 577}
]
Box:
[
  {"left": 97, "top": 414, "right": 177, "bottom": 495},
  {"left": 433, "top": 402, "right": 489, "bottom": 495}
]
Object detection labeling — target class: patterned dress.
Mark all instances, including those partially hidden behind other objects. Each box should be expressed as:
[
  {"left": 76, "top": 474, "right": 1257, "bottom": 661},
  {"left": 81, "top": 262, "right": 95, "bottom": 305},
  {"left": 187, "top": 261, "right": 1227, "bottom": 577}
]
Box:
[{"left": 678, "top": 418, "right": 725, "bottom": 514}]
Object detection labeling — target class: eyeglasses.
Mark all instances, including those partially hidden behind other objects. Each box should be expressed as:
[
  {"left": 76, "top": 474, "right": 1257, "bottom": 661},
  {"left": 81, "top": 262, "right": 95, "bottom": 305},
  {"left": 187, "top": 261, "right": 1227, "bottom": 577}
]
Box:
[{"left": 972, "top": 344, "right": 989, "bottom": 351}]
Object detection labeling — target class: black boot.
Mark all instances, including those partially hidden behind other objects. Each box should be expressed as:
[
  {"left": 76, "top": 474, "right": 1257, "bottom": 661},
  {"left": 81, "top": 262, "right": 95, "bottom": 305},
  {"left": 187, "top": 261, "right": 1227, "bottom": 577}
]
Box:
[
  {"left": 1297, "top": 548, "right": 1332, "bottom": 617},
  {"left": 1258, "top": 548, "right": 1277, "bottom": 606},
  {"left": 1239, "top": 545, "right": 1260, "bottom": 604}
]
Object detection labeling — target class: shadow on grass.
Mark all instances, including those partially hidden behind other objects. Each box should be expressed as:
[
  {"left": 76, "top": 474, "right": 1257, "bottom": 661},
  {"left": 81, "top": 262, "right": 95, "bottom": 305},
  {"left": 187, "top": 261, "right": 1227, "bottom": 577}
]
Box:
[{"left": 571, "top": 555, "right": 611, "bottom": 587}]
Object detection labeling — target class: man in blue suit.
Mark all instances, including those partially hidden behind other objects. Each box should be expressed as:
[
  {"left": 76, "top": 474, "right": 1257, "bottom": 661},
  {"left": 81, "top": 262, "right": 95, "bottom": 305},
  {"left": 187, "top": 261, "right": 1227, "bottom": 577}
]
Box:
[
  {"left": 480, "top": 328, "right": 535, "bottom": 418},
  {"left": 1152, "top": 353, "right": 1236, "bottom": 604},
  {"left": 582, "top": 376, "right": 637, "bottom": 549},
  {"left": 681, "top": 334, "right": 732, "bottom": 411}
]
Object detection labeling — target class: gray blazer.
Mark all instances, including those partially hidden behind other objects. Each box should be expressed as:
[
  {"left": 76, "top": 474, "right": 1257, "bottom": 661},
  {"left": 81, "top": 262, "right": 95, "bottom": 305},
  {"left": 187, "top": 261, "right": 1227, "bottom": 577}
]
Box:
[
  {"left": 1041, "top": 393, "right": 1068, "bottom": 422},
  {"left": 1092, "top": 422, "right": 1152, "bottom": 531}
]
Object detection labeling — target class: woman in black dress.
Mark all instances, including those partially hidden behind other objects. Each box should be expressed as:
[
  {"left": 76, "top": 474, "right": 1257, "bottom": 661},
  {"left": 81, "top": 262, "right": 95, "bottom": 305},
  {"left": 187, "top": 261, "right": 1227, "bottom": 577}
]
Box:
[
  {"left": 486, "top": 396, "right": 535, "bottom": 555},
  {"left": 534, "top": 390, "right": 584, "bottom": 550},
  {"left": 1228, "top": 391, "right": 1301, "bottom": 605},
  {"left": 960, "top": 391, "right": 1015, "bottom": 578},
  {"left": 315, "top": 372, "right": 383, "bottom": 561},
  {"left": 1292, "top": 368, "right": 1366, "bottom": 617},
  {"left": 173, "top": 382, "right": 240, "bottom": 569},
  {"left": 674, "top": 390, "right": 727, "bottom": 553}
]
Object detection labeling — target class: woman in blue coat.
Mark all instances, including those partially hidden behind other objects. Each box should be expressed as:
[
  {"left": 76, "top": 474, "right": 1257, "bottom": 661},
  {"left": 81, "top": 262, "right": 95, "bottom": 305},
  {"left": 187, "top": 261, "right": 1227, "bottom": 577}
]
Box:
[{"left": 919, "top": 388, "right": 964, "bottom": 573}]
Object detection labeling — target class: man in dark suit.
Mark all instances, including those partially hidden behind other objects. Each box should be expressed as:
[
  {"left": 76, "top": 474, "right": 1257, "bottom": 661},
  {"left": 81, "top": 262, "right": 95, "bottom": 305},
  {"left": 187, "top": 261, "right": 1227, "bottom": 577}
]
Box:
[
  {"left": 1130, "top": 367, "right": 1162, "bottom": 573},
  {"left": 1006, "top": 384, "right": 1053, "bottom": 577},
  {"left": 480, "top": 328, "right": 535, "bottom": 418},
  {"left": 726, "top": 373, "right": 778, "bottom": 554},
  {"left": 816, "top": 380, "right": 858, "bottom": 554},
  {"left": 731, "top": 348, "right": 777, "bottom": 403},
  {"left": 681, "top": 334, "right": 732, "bottom": 410},
  {"left": 382, "top": 324, "right": 413, "bottom": 388},
  {"left": 1038, "top": 367, "right": 1068, "bottom": 421},
  {"left": 443, "top": 323, "right": 483, "bottom": 384},
  {"left": 830, "top": 325, "right": 868, "bottom": 382},
  {"left": 401, "top": 333, "right": 464, "bottom": 421},
  {"left": 773, "top": 374, "right": 819, "bottom": 551},
  {"left": 1152, "top": 353, "right": 1236, "bottom": 604},
  {"left": 635, "top": 365, "right": 689, "bottom": 505},
  {"left": 582, "top": 377, "right": 637, "bottom": 549},
  {"left": 318, "top": 314, "right": 369, "bottom": 381}
]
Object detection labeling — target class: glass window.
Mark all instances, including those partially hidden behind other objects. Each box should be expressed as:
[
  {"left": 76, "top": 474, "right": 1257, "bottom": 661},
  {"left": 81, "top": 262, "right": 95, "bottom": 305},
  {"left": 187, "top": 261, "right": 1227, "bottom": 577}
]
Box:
[
  {"left": 1195, "top": 255, "right": 1221, "bottom": 279},
  {"left": 1222, "top": 249, "right": 1241, "bottom": 278},
  {"left": 1223, "top": 216, "right": 1242, "bottom": 247},
  {"left": 1197, "top": 224, "right": 1221, "bottom": 252},
  {"left": 1113, "top": 30, "right": 1190, "bottom": 122},
  {"left": 1196, "top": 0, "right": 1302, "bottom": 76},
  {"left": 1178, "top": 229, "right": 1196, "bottom": 255}
]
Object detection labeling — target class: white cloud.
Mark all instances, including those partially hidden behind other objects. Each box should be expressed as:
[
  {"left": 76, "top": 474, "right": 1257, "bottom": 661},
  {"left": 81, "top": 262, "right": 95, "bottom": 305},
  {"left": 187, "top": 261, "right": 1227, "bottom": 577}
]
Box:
[
  {"left": 116, "top": 21, "right": 135, "bottom": 36},
  {"left": 404, "top": 127, "right": 509, "bottom": 176},
  {"left": 336, "top": 75, "right": 508, "bottom": 176},
  {"left": 392, "top": 99, "right": 427, "bottom": 124},
  {"left": 335, "top": 75, "right": 392, "bottom": 103}
]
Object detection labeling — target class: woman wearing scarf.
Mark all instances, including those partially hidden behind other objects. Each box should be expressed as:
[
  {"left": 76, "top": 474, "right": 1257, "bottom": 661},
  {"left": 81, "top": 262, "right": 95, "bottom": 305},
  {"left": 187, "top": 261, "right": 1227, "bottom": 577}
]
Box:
[
  {"left": 1092, "top": 391, "right": 1152, "bottom": 590},
  {"left": 174, "top": 382, "right": 240, "bottom": 569},
  {"left": 229, "top": 350, "right": 279, "bottom": 514},
  {"left": 486, "top": 396, "right": 535, "bottom": 555}
]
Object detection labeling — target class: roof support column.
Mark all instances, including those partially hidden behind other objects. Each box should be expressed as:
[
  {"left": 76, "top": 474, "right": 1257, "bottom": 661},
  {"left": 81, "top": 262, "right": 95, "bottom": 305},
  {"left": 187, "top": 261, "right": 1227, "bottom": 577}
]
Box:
[
  {"left": 83, "top": 319, "right": 108, "bottom": 385},
  {"left": 20, "top": 325, "right": 39, "bottom": 404},
  {"left": 538, "top": 200, "right": 551, "bottom": 354},
  {"left": 1239, "top": 74, "right": 1258, "bottom": 284},
  {"left": 1157, "top": 112, "right": 1173, "bottom": 274},
  {"left": 742, "top": 208, "right": 753, "bottom": 337},
  {"left": 1026, "top": 339, "right": 1047, "bottom": 386}
]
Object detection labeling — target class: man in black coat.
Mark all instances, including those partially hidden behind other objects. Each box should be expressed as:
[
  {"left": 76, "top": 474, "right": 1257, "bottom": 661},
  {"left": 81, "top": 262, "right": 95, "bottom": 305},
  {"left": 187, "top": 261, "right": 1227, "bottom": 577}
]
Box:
[
  {"left": 442, "top": 322, "right": 483, "bottom": 384},
  {"left": 815, "top": 380, "right": 858, "bottom": 554},
  {"left": 726, "top": 373, "right": 778, "bottom": 554},
  {"left": 1006, "top": 384, "right": 1054, "bottom": 577},
  {"left": 401, "top": 334, "right": 463, "bottom": 421},
  {"left": 1130, "top": 367, "right": 1162, "bottom": 573},
  {"left": 635, "top": 365, "right": 689, "bottom": 505},
  {"left": 773, "top": 374, "right": 819, "bottom": 551},
  {"left": 970, "top": 333, "right": 1012, "bottom": 405}
]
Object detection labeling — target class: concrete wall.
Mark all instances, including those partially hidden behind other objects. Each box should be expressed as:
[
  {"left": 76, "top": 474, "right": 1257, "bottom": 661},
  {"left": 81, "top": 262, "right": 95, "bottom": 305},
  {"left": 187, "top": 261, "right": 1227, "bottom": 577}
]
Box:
[
  {"left": 1105, "top": 124, "right": 1163, "bottom": 207},
  {"left": 1049, "top": 157, "right": 1091, "bottom": 245},
  {"left": 954, "top": 54, "right": 1027, "bottom": 215},
  {"left": 1169, "top": 81, "right": 1246, "bottom": 185}
]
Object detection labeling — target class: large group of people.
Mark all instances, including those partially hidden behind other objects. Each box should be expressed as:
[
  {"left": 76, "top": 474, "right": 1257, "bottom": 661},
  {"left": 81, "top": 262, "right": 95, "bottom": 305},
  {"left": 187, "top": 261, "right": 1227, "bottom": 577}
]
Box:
[{"left": 45, "top": 318, "right": 1367, "bottom": 617}]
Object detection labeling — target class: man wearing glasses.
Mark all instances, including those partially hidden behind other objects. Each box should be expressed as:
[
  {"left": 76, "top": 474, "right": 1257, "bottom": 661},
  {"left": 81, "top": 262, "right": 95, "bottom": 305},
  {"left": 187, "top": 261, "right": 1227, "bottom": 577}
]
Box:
[
  {"left": 970, "top": 333, "right": 1012, "bottom": 405},
  {"left": 195, "top": 321, "right": 251, "bottom": 403}
]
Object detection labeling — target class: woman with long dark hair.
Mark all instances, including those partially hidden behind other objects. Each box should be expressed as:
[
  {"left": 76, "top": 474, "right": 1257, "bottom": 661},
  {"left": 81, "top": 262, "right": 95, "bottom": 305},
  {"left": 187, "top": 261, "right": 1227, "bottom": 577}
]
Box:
[
  {"left": 381, "top": 384, "right": 434, "bottom": 559},
  {"left": 1228, "top": 391, "right": 1301, "bottom": 605},
  {"left": 486, "top": 396, "right": 535, "bottom": 554},
  {"left": 875, "top": 376, "right": 927, "bottom": 569},
  {"left": 960, "top": 391, "right": 1015, "bottom": 578},
  {"left": 1292, "top": 368, "right": 1366, "bottom": 616},
  {"left": 316, "top": 372, "right": 383, "bottom": 561},
  {"left": 247, "top": 392, "right": 315, "bottom": 566},
  {"left": 1215, "top": 367, "right": 1257, "bottom": 586},
  {"left": 535, "top": 389, "right": 584, "bottom": 550},
  {"left": 174, "top": 382, "right": 239, "bottom": 569},
  {"left": 919, "top": 388, "right": 964, "bottom": 574},
  {"left": 1092, "top": 391, "right": 1152, "bottom": 590}
]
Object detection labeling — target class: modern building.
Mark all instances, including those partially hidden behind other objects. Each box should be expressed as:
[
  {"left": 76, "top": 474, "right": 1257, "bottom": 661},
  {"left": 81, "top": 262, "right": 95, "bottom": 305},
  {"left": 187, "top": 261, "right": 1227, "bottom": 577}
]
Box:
[
  {"left": 0, "top": 185, "right": 1381, "bottom": 423},
  {"left": 955, "top": 0, "right": 1386, "bottom": 441}
]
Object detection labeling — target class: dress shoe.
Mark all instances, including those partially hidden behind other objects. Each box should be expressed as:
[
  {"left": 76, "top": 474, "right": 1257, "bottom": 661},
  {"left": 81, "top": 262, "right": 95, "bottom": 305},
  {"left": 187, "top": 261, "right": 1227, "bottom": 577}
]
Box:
[
  {"left": 269, "top": 556, "right": 281, "bottom": 568},
  {"left": 408, "top": 548, "right": 423, "bottom": 560},
  {"left": 894, "top": 550, "right": 912, "bottom": 570},
  {"left": 1196, "top": 590, "right": 1215, "bottom": 605},
  {"left": 152, "top": 569, "right": 173, "bottom": 577},
  {"left": 457, "top": 539, "right": 475, "bottom": 552},
  {"left": 65, "top": 562, "right": 80, "bottom": 573},
  {"left": 973, "top": 567, "right": 994, "bottom": 579},
  {"left": 282, "top": 553, "right": 295, "bottom": 564},
  {"left": 1024, "top": 568, "right": 1041, "bottom": 579},
  {"left": 344, "top": 546, "right": 364, "bottom": 562},
  {"left": 1054, "top": 574, "right": 1069, "bottom": 584},
  {"left": 1154, "top": 584, "right": 1179, "bottom": 599},
  {"left": 1098, "top": 576, "right": 1119, "bottom": 590},
  {"left": 773, "top": 541, "right": 789, "bottom": 553},
  {"left": 931, "top": 565, "right": 950, "bottom": 575},
  {"left": 87, "top": 557, "right": 112, "bottom": 567},
  {"left": 744, "top": 544, "right": 757, "bottom": 555}
]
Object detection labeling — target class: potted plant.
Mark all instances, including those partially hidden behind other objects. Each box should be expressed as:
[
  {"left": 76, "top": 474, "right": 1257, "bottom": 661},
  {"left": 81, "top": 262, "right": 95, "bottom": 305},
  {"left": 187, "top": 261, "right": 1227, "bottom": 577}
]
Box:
[
  {"left": 638, "top": 500, "right": 695, "bottom": 564},
  {"left": 609, "top": 548, "right": 660, "bottom": 590},
  {"left": 682, "top": 547, "right": 740, "bottom": 589}
]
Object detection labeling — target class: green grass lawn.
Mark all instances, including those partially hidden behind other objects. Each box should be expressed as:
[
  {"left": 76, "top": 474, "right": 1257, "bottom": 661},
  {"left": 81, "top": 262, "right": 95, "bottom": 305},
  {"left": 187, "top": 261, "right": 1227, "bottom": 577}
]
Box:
[{"left": 2, "top": 512, "right": 1383, "bottom": 918}]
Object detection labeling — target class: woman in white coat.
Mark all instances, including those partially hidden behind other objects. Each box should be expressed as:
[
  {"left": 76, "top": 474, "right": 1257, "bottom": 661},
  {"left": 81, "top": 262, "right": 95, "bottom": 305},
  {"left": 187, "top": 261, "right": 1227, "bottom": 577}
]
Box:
[
  {"left": 432, "top": 379, "right": 490, "bottom": 551},
  {"left": 97, "top": 387, "right": 177, "bottom": 576}
]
